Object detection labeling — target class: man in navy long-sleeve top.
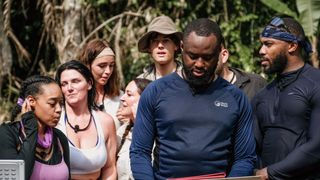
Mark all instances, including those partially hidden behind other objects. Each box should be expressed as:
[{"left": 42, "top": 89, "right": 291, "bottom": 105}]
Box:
[
  {"left": 253, "top": 17, "right": 320, "bottom": 180},
  {"left": 130, "top": 18, "right": 256, "bottom": 180}
]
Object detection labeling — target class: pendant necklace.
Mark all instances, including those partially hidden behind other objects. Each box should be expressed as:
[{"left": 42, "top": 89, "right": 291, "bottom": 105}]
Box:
[
  {"left": 65, "top": 112, "right": 93, "bottom": 133},
  {"left": 98, "top": 92, "right": 106, "bottom": 111}
]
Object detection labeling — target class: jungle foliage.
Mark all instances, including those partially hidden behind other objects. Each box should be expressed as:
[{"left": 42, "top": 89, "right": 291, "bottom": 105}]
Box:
[{"left": 0, "top": 0, "right": 319, "bottom": 121}]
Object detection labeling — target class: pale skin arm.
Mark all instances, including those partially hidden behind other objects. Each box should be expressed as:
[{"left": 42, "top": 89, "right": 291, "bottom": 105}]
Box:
[
  {"left": 99, "top": 111, "right": 117, "bottom": 180},
  {"left": 255, "top": 167, "right": 268, "bottom": 180}
]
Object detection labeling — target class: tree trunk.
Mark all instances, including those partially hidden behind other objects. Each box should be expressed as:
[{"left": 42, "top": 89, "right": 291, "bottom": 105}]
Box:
[
  {"left": 0, "top": 0, "right": 13, "bottom": 98},
  {"left": 58, "top": 0, "right": 82, "bottom": 63},
  {"left": 311, "top": 36, "right": 319, "bottom": 68}
]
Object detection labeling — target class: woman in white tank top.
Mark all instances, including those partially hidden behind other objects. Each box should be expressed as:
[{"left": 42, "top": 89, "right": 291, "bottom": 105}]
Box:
[
  {"left": 78, "top": 39, "right": 123, "bottom": 130},
  {"left": 55, "top": 60, "right": 117, "bottom": 180}
]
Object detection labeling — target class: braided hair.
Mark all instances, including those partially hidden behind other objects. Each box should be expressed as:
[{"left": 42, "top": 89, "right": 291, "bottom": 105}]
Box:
[
  {"left": 11, "top": 75, "right": 57, "bottom": 121},
  {"left": 116, "top": 78, "right": 151, "bottom": 159}
]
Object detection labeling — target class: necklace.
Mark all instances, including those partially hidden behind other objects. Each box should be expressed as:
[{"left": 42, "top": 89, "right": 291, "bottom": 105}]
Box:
[
  {"left": 98, "top": 92, "right": 106, "bottom": 111},
  {"left": 229, "top": 71, "right": 236, "bottom": 84},
  {"left": 65, "top": 112, "right": 93, "bottom": 133}
]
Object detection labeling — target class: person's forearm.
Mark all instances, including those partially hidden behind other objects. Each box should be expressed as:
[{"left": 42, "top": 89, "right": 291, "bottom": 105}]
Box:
[
  {"left": 130, "top": 154, "right": 154, "bottom": 180},
  {"left": 102, "top": 166, "right": 117, "bottom": 180},
  {"left": 267, "top": 147, "right": 320, "bottom": 179},
  {"left": 229, "top": 158, "right": 255, "bottom": 177}
]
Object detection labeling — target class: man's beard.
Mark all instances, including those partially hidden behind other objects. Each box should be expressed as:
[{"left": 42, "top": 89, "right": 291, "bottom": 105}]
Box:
[
  {"left": 264, "top": 52, "right": 288, "bottom": 75},
  {"left": 182, "top": 63, "right": 216, "bottom": 89}
]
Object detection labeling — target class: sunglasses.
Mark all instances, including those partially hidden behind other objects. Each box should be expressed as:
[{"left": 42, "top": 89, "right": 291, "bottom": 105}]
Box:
[{"left": 269, "top": 17, "right": 291, "bottom": 33}]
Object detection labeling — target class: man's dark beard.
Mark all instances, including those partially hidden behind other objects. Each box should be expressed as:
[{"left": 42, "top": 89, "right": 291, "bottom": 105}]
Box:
[
  {"left": 264, "top": 52, "right": 288, "bottom": 75},
  {"left": 182, "top": 63, "right": 216, "bottom": 90}
]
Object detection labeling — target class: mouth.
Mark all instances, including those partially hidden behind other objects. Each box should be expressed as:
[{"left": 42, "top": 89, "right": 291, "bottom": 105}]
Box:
[
  {"left": 192, "top": 70, "right": 205, "bottom": 77},
  {"left": 52, "top": 118, "right": 60, "bottom": 124},
  {"left": 260, "top": 58, "right": 269, "bottom": 67},
  {"left": 67, "top": 94, "right": 76, "bottom": 98},
  {"left": 100, "top": 77, "right": 109, "bottom": 81},
  {"left": 157, "top": 52, "right": 166, "bottom": 57}
]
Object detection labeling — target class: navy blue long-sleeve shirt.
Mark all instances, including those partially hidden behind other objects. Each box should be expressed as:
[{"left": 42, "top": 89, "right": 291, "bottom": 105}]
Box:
[
  {"left": 252, "top": 64, "right": 320, "bottom": 179},
  {"left": 130, "top": 73, "right": 256, "bottom": 180}
]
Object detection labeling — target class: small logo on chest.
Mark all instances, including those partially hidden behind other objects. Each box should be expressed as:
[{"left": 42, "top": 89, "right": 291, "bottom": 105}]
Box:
[{"left": 214, "top": 101, "right": 228, "bottom": 107}]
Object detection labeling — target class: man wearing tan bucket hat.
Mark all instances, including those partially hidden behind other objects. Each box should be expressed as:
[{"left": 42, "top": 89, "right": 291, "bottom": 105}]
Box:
[{"left": 137, "top": 15, "right": 182, "bottom": 81}]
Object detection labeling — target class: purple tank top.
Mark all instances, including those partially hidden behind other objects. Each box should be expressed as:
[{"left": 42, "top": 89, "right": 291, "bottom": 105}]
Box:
[{"left": 30, "top": 139, "right": 69, "bottom": 180}]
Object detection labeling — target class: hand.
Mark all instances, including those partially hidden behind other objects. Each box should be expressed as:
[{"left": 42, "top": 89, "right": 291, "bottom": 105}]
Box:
[
  {"left": 116, "top": 106, "right": 133, "bottom": 123},
  {"left": 21, "top": 99, "right": 31, "bottom": 114},
  {"left": 255, "top": 167, "right": 268, "bottom": 180}
]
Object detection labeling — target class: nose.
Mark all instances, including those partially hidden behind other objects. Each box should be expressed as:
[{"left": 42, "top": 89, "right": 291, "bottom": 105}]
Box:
[
  {"left": 104, "top": 66, "right": 111, "bottom": 74},
  {"left": 67, "top": 83, "right": 73, "bottom": 92},
  {"left": 194, "top": 58, "right": 206, "bottom": 68},
  {"left": 56, "top": 103, "right": 62, "bottom": 113},
  {"left": 157, "top": 41, "right": 164, "bottom": 48},
  {"left": 120, "top": 93, "right": 128, "bottom": 102},
  {"left": 259, "top": 45, "right": 266, "bottom": 56}
]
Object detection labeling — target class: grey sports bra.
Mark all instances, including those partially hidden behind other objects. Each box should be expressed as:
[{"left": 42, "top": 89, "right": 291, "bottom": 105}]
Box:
[{"left": 57, "top": 110, "right": 107, "bottom": 174}]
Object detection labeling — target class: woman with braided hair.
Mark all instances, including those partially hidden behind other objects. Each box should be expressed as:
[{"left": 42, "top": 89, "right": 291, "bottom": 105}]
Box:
[
  {"left": 116, "top": 78, "right": 151, "bottom": 180},
  {"left": 0, "top": 75, "right": 70, "bottom": 180}
]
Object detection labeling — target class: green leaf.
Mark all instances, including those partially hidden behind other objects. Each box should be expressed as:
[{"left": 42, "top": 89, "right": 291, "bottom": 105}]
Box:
[
  {"left": 297, "top": 0, "right": 320, "bottom": 36},
  {"left": 260, "top": 0, "right": 298, "bottom": 18}
]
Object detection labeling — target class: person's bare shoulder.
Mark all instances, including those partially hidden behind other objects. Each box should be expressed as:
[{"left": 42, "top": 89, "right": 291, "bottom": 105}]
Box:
[{"left": 95, "top": 110, "right": 115, "bottom": 129}]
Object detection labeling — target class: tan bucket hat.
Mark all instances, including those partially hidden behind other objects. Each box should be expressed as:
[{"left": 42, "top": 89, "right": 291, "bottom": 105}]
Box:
[{"left": 138, "top": 15, "right": 182, "bottom": 53}]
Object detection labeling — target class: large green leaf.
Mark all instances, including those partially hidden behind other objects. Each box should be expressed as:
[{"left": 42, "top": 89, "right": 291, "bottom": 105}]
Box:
[
  {"left": 260, "top": 0, "right": 298, "bottom": 18},
  {"left": 297, "top": 0, "right": 320, "bottom": 36}
]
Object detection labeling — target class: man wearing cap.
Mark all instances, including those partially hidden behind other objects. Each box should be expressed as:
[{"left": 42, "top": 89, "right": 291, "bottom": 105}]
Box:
[
  {"left": 130, "top": 18, "right": 256, "bottom": 180},
  {"left": 253, "top": 16, "right": 320, "bottom": 179},
  {"left": 137, "top": 15, "right": 182, "bottom": 81}
]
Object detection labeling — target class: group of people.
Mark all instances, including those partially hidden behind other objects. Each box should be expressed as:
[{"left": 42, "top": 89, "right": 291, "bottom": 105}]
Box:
[{"left": 0, "top": 14, "right": 319, "bottom": 180}]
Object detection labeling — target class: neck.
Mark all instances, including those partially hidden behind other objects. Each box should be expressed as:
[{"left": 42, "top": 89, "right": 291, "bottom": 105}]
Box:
[
  {"left": 65, "top": 101, "right": 90, "bottom": 117},
  {"left": 37, "top": 122, "right": 46, "bottom": 137},
  {"left": 220, "top": 66, "right": 235, "bottom": 84},
  {"left": 154, "top": 60, "right": 177, "bottom": 79},
  {"left": 96, "top": 84, "right": 105, "bottom": 103},
  {"left": 282, "top": 58, "right": 305, "bottom": 74}
]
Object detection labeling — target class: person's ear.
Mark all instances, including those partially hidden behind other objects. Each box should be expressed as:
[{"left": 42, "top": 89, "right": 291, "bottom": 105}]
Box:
[
  {"left": 26, "top": 95, "right": 36, "bottom": 108},
  {"left": 288, "top": 42, "right": 298, "bottom": 54},
  {"left": 88, "top": 81, "right": 92, "bottom": 90},
  {"left": 219, "top": 48, "right": 229, "bottom": 64}
]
